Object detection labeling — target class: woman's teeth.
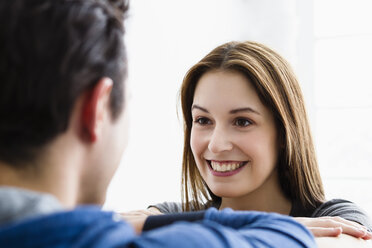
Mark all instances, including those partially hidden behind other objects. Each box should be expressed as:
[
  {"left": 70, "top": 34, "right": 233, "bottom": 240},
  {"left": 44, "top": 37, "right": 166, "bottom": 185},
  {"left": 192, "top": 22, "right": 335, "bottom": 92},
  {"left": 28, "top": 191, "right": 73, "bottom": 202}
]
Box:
[{"left": 210, "top": 161, "right": 246, "bottom": 172}]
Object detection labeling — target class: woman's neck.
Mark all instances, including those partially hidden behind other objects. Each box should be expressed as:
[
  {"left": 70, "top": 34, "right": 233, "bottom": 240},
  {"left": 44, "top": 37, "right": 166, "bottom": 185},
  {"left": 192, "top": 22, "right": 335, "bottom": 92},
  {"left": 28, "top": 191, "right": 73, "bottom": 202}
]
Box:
[{"left": 219, "top": 170, "right": 292, "bottom": 215}]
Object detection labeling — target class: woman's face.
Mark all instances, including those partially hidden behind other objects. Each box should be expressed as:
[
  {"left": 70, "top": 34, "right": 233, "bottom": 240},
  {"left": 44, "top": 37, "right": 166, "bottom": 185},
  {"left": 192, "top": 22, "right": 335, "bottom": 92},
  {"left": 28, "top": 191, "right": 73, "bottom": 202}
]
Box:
[{"left": 190, "top": 70, "right": 279, "bottom": 199}]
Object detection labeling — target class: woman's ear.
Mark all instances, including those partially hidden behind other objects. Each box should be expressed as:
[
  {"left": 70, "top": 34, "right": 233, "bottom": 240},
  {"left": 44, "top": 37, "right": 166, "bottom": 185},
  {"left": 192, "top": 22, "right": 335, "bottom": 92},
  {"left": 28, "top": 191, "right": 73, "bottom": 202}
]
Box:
[{"left": 80, "top": 78, "right": 113, "bottom": 143}]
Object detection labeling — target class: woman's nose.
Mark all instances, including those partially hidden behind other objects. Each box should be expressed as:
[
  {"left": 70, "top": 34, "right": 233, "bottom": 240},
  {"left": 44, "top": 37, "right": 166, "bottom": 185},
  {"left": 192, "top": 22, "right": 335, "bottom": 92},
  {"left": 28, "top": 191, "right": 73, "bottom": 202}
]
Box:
[{"left": 207, "top": 126, "right": 233, "bottom": 153}]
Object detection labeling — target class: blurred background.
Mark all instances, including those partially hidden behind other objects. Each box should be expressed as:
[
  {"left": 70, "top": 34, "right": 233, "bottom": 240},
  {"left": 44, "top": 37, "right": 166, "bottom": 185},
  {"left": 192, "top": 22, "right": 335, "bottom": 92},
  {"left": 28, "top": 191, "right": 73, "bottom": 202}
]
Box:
[{"left": 104, "top": 0, "right": 372, "bottom": 217}]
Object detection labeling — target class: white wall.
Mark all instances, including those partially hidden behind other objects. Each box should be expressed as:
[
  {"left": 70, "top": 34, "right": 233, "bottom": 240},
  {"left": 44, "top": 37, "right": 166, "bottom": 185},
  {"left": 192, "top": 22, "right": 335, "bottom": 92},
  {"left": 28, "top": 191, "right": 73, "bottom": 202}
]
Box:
[{"left": 313, "top": 0, "right": 372, "bottom": 216}]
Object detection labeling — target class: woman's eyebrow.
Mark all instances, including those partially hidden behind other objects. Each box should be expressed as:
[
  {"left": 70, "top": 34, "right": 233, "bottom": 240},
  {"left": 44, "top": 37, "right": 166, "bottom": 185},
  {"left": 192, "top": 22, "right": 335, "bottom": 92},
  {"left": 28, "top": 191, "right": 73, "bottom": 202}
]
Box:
[
  {"left": 191, "top": 104, "right": 209, "bottom": 113},
  {"left": 229, "top": 107, "right": 261, "bottom": 115},
  {"left": 192, "top": 105, "right": 260, "bottom": 115}
]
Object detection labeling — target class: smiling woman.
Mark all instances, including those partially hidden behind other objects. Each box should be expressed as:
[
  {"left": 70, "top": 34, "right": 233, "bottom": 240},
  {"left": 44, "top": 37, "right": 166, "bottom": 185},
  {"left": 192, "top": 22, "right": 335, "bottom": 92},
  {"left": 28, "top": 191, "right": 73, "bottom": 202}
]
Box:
[
  {"left": 140, "top": 41, "right": 372, "bottom": 240},
  {"left": 190, "top": 70, "right": 286, "bottom": 212},
  {"left": 179, "top": 41, "right": 324, "bottom": 214}
]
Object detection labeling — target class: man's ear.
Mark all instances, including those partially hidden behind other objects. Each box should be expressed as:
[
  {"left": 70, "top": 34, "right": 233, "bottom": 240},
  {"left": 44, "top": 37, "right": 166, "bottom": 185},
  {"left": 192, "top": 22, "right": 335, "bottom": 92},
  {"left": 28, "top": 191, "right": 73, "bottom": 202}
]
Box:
[{"left": 81, "top": 77, "right": 113, "bottom": 143}]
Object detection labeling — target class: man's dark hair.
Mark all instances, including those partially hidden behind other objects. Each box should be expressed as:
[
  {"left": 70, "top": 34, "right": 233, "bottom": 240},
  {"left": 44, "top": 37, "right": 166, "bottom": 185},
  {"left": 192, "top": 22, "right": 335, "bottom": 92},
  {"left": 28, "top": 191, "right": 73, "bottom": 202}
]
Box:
[{"left": 0, "top": 0, "right": 129, "bottom": 166}]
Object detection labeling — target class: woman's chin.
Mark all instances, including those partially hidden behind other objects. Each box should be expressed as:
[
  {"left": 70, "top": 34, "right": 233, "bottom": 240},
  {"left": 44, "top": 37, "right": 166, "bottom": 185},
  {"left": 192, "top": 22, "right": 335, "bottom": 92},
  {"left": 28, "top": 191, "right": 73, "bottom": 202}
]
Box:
[{"left": 210, "top": 188, "right": 248, "bottom": 199}]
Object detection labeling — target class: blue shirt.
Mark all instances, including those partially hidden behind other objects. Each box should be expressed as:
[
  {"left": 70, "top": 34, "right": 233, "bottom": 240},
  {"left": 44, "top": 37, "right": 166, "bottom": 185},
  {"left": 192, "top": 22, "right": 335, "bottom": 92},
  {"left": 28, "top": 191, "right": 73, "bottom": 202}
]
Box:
[{"left": 0, "top": 206, "right": 315, "bottom": 248}]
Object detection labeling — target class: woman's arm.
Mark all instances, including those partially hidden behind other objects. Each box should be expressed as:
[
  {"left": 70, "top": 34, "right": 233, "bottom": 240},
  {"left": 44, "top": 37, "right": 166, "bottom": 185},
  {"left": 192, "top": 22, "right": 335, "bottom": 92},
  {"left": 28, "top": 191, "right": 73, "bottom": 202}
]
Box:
[
  {"left": 295, "top": 199, "right": 372, "bottom": 239},
  {"left": 312, "top": 199, "right": 372, "bottom": 231},
  {"left": 295, "top": 216, "right": 372, "bottom": 239},
  {"left": 120, "top": 208, "right": 162, "bottom": 233}
]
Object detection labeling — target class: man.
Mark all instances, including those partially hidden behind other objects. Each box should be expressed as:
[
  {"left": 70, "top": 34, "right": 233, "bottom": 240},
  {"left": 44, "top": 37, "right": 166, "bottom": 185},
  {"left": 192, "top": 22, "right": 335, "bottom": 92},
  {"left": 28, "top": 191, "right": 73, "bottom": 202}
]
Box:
[{"left": 0, "top": 0, "right": 315, "bottom": 247}]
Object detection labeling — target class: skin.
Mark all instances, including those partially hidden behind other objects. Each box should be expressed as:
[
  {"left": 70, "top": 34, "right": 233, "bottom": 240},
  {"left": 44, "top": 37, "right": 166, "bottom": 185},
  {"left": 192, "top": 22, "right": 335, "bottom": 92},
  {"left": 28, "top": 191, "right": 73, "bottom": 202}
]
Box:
[
  {"left": 0, "top": 77, "right": 128, "bottom": 207},
  {"left": 78, "top": 78, "right": 129, "bottom": 205},
  {"left": 190, "top": 70, "right": 291, "bottom": 214}
]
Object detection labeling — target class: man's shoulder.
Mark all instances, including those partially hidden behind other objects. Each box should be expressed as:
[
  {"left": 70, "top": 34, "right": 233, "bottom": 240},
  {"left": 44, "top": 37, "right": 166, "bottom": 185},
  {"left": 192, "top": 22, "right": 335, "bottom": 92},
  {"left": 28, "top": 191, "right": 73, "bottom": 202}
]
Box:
[
  {"left": 0, "top": 206, "right": 135, "bottom": 248},
  {"left": 0, "top": 186, "right": 62, "bottom": 225}
]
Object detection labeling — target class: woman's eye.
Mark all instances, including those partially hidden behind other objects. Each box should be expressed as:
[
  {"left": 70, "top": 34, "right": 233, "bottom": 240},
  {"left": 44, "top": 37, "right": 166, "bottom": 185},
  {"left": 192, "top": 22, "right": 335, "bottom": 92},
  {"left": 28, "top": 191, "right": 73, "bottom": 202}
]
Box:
[
  {"left": 234, "top": 118, "right": 251, "bottom": 127},
  {"left": 194, "top": 117, "right": 211, "bottom": 125}
]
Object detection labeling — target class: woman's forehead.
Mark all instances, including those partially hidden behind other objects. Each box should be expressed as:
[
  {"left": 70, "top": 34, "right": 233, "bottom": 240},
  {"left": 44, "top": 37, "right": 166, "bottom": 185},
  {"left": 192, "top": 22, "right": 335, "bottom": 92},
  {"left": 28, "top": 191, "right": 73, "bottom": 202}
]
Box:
[{"left": 192, "top": 70, "right": 265, "bottom": 113}]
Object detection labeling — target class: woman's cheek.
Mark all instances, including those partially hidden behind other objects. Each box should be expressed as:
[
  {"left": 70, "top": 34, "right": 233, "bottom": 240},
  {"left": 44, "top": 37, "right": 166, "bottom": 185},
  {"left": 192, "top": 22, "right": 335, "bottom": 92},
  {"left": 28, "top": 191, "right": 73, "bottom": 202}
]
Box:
[
  {"left": 190, "top": 129, "right": 206, "bottom": 160},
  {"left": 190, "top": 129, "right": 199, "bottom": 156}
]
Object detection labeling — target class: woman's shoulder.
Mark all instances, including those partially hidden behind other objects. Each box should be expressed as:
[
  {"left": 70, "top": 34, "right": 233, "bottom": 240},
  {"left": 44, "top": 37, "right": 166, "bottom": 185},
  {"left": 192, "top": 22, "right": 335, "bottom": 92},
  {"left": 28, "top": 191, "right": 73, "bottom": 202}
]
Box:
[
  {"left": 148, "top": 201, "right": 212, "bottom": 214},
  {"left": 148, "top": 202, "right": 184, "bottom": 214},
  {"left": 312, "top": 198, "right": 372, "bottom": 231},
  {"left": 312, "top": 198, "right": 368, "bottom": 216}
]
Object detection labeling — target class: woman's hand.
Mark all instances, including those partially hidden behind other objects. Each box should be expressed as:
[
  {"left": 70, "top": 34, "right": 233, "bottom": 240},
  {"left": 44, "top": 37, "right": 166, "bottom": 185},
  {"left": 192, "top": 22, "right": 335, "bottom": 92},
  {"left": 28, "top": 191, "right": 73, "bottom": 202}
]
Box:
[
  {"left": 295, "top": 216, "right": 372, "bottom": 240},
  {"left": 120, "top": 208, "right": 162, "bottom": 234}
]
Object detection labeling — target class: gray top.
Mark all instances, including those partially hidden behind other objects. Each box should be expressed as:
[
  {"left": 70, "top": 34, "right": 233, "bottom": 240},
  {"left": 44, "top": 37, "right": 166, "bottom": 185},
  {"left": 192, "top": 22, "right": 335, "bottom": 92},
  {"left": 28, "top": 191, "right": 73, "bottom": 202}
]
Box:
[
  {"left": 150, "top": 198, "right": 372, "bottom": 232},
  {"left": 0, "top": 186, "right": 63, "bottom": 226},
  {"left": 149, "top": 201, "right": 185, "bottom": 213}
]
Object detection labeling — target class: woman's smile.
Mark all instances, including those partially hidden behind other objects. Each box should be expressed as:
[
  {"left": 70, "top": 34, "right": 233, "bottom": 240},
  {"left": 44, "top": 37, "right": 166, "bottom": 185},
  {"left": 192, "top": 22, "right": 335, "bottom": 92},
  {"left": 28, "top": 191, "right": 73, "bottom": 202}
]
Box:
[{"left": 206, "top": 160, "right": 249, "bottom": 177}]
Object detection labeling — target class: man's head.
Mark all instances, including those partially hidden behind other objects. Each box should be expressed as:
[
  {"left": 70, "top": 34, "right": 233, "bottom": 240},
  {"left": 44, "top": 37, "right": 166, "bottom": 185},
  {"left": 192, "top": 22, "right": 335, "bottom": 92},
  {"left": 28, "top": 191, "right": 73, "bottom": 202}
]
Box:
[
  {"left": 0, "top": 0, "right": 128, "bottom": 165},
  {"left": 0, "top": 0, "right": 129, "bottom": 205}
]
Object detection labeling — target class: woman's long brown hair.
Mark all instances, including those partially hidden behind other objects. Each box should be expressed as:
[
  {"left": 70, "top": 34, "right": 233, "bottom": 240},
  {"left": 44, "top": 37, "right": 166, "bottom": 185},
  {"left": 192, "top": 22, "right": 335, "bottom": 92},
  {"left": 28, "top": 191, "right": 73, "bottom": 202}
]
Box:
[{"left": 180, "top": 41, "right": 324, "bottom": 212}]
